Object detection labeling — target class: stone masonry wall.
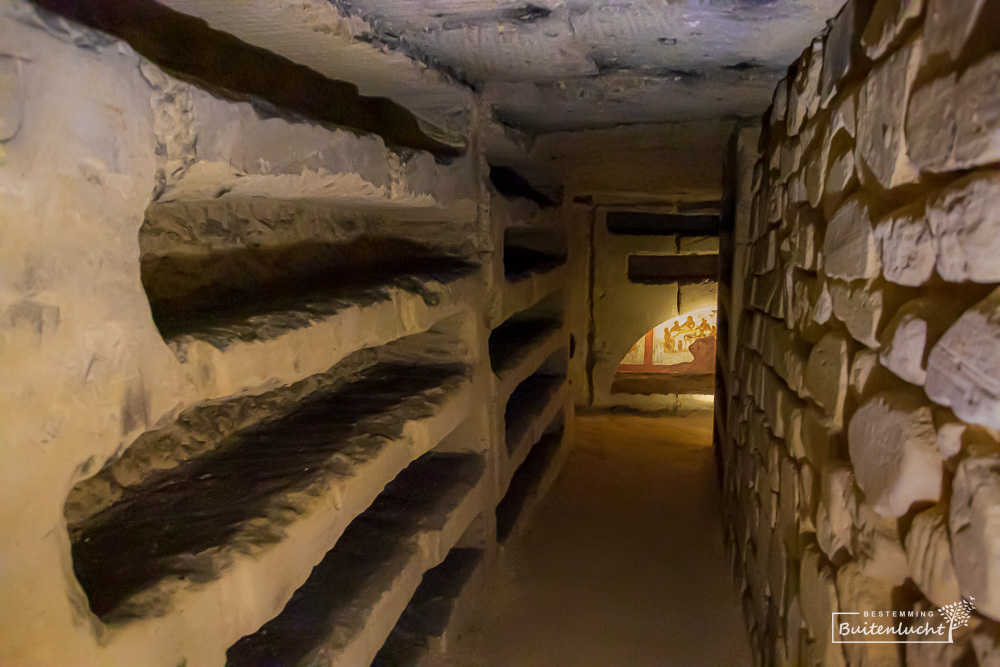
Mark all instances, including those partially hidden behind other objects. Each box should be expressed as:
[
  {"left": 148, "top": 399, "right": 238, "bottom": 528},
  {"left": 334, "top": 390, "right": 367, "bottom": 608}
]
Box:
[{"left": 718, "top": 0, "right": 1000, "bottom": 664}]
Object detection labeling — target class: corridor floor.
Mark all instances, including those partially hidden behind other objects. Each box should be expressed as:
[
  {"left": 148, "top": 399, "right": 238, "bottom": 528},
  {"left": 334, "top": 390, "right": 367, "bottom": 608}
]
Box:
[{"left": 447, "top": 412, "right": 752, "bottom": 666}]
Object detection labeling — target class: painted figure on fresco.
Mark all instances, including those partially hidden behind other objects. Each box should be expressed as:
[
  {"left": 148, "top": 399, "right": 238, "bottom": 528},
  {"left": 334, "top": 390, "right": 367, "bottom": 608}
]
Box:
[{"left": 661, "top": 314, "right": 717, "bottom": 355}]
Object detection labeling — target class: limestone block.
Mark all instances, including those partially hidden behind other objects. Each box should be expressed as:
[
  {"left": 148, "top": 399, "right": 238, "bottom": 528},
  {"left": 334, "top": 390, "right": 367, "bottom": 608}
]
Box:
[
  {"left": 789, "top": 207, "right": 823, "bottom": 271},
  {"left": 824, "top": 195, "right": 881, "bottom": 281},
  {"left": 811, "top": 279, "right": 833, "bottom": 326},
  {"left": 753, "top": 159, "right": 765, "bottom": 193},
  {"left": 874, "top": 201, "right": 935, "bottom": 286},
  {"left": 786, "top": 169, "right": 808, "bottom": 206},
  {"left": 788, "top": 410, "right": 808, "bottom": 460},
  {"left": 768, "top": 529, "right": 791, "bottom": 610},
  {"left": 799, "top": 461, "right": 820, "bottom": 533},
  {"left": 778, "top": 456, "right": 801, "bottom": 549},
  {"left": 950, "top": 452, "right": 1000, "bottom": 620},
  {"left": 788, "top": 39, "right": 822, "bottom": 138},
  {"left": 781, "top": 136, "right": 803, "bottom": 178},
  {"left": 803, "top": 146, "right": 826, "bottom": 209},
  {"left": 923, "top": 0, "right": 990, "bottom": 63},
  {"left": 905, "top": 505, "right": 960, "bottom": 607},
  {"left": 823, "top": 145, "right": 859, "bottom": 219},
  {"left": 773, "top": 77, "right": 789, "bottom": 124},
  {"left": 821, "top": 0, "right": 870, "bottom": 107},
  {"left": 762, "top": 366, "right": 803, "bottom": 440},
  {"left": 856, "top": 35, "right": 922, "bottom": 190},
  {"left": 767, "top": 184, "right": 786, "bottom": 225},
  {"left": 862, "top": 0, "right": 925, "bottom": 60},
  {"left": 770, "top": 141, "right": 783, "bottom": 178},
  {"left": 848, "top": 389, "right": 942, "bottom": 517},
  {"left": 850, "top": 348, "right": 901, "bottom": 399},
  {"left": 906, "top": 599, "right": 975, "bottom": 667},
  {"left": 788, "top": 275, "right": 829, "bottom": 343},
  {"left": 800, "top": 406, "right": 839, "bottom": 469},
  {"left": 830, "top": 279, "right": 906, "bottom": 349},
  {"left": 908, "top": 54, "right": 1000, "bottom": 172},
  {"left": 927, "top": 172, "right": 1000, "bottom": 283},
  {"left": 835, "top": 562, "right": 902, "bottom": 667},
  {"left": 752, "top": 230, "right": 778, "bottom": 275},
  {"left": 805, "top": 332, "right": 851, "bottom": 429},
  {"left": 799, "top": 543, "right": 847, "bottom": 667},
  {"left": 852, "top": 500, "right": 909, "bottom": 584},
  {"left": 933, "top": 409, "right": 967, "bottom": 459},
  {"left": 816, "top": 461, "right": 856, "bottom": 561},
  {"left": 768, "top": 440, "right": 782, "bottom": 493},
  {"left": 879, "top": 296, "right": 966, "bottom": 386},
  {"left": 926, "top": 287, "right": 1000, "bottom": 429},
  {"left": 802, "top": 38, "right": 825, "bottom": 121},
  {"left": 830, "top": 88, "right": 858, "bottom": 141}
]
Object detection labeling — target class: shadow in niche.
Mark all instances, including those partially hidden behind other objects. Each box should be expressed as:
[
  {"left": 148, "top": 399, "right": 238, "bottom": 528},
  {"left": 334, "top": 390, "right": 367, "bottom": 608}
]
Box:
[
  {"left": 226, "top": 452, "right": 484, "bottom": 666},
  {"left": 69, "top": 360, "right": 469, "bottom": 621},
  {"left": 141, "top": 238, "right": 477, "bottom": 343},
  {"left": 502, "top": 246, "right": 565, "bottom": 281}
]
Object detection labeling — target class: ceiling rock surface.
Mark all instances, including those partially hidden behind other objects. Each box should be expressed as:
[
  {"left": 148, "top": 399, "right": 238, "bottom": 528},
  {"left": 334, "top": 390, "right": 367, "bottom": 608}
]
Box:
[{"left": 335, "top": 0, "right": 844, "bottom": 132}]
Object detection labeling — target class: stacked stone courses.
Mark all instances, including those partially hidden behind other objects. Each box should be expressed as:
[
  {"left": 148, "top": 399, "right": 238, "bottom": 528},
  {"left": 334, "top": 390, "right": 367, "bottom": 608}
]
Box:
[{"left": 718, "top": 0, "right": 1000, "bottom": 664}]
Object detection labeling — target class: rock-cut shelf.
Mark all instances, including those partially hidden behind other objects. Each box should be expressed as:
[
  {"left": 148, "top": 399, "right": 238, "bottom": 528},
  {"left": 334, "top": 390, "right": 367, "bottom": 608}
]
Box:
[
  {"left": 68, "top": 355, "right": 473, "bottom": 667},
  {"left": 141, "top": 238, "right": 480, "bottom": 404},
  {"left": 504, "top": 373, "right": 570, "bottom": 480},
  {"left": 501, "top": 260, "right": 567, "bottom": 324},
  {"left": 372, "top": 546, "right": 485, "bottom": 665},
  {"left": 489, "top": 316, "right": 564, "bottom": 401},
  {"left": 497, "top": 428, "right": 568, "bottom": 545},
  {"left": 226, "top": 451, "right": 486, "bottom": 667}
]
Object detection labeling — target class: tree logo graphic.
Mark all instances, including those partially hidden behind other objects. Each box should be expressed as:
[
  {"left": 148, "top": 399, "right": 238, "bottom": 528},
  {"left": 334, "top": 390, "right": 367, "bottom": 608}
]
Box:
[{"left": 937, "top": 597, "right": 976, "bottom": 643}]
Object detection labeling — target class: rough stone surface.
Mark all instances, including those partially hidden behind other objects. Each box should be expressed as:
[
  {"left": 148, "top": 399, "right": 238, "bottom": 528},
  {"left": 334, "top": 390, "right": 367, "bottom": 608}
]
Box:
[
  {"left": 908, "top": 53, "right": 1000, "bottom": 173},
  {"left": 951, "top": 452, "right": 1000, "bottom": 621},
  {"left": 862, "top": 0, "right": 925, "bottom": 60},
  {"left": 830, "top": 279, "right": 903, "bottom": 349},
  {"left": 905, "top": 505, "right": 961, "bottom": 607},
  {"left": 856, "top": 35, "right": 922, "bottom": 190},
  {"left": 817, "top": 461, "right": 855, "bottom": 561},
  {"left": 879, "top": 296, "right": 966, "bottom": 386},
  {"left": 923, "top": 0, "right": 990, "bottom": 63},
  {"left": 927, "top": 172, "right": 1000, "bottom": 283},
  {"left": 848, "top": 389, "right": 942, "bottom": 517},
  {"left": 805, "top": 332, "right": 850, "bottom": 428},
  {"left": 835, "top": 561, "right": 902, "bottom": 667},
  {"left": 926, "top": 287, "right": 1000, "bottom": 430},
  {"left": 875, "top": 201, "right": 936, "bottom": 286},
  {"left": 824, "top": 194, "right": 881, "bottom": 281}
]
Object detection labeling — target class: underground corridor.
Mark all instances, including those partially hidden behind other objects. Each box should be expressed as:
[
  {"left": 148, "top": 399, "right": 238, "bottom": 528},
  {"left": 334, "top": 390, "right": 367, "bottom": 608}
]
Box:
[{"left": 3, "top": 0, "right": 1000, "bottom": 665}]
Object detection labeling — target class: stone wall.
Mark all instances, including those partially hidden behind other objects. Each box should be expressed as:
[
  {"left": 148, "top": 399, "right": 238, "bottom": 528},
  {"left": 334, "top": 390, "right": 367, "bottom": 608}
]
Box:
[{"left": 717, "top": 0, "right": 1000, "bottom": 664}]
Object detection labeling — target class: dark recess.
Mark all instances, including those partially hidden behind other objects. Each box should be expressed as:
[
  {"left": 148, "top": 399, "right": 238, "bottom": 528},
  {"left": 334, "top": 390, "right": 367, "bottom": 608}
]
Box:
[
  {"left": 502, "top": 3, "right": 552, "bottom": 22},
  {"left": 490, "top": 166, "right": 556, "bottom": 207},
  {"left": 496, "top": 429, "right": 562, "bottom": 543},
  {"left": 30, "top": 0, "right": 461, "bottom": 157},
  {"left": 373, "top": 548, "right": 483, "bottom": 665},
  {"left": 70, "top": 364, "right": 469, "bottom": 622},
  {"left": 226, "top": 452, "right": 484, "bottom": 665},
  {"left": 140, "top": 238, "right": 477, "bottom": 342},
  {"left": 606, "top": 211, "right": 719, "bottom": 236},
  {"left": 627, "top": 254, "right": 719, "bottom": 284},
  {"left": 502, "top": 246, "right": 565, "bottom": 280}
]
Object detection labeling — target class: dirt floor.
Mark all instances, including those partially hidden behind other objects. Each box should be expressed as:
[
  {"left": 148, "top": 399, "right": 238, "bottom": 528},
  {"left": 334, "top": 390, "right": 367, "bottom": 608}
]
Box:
[{"left": 446, "top": 411, "right": 752, "bottom": 666}]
